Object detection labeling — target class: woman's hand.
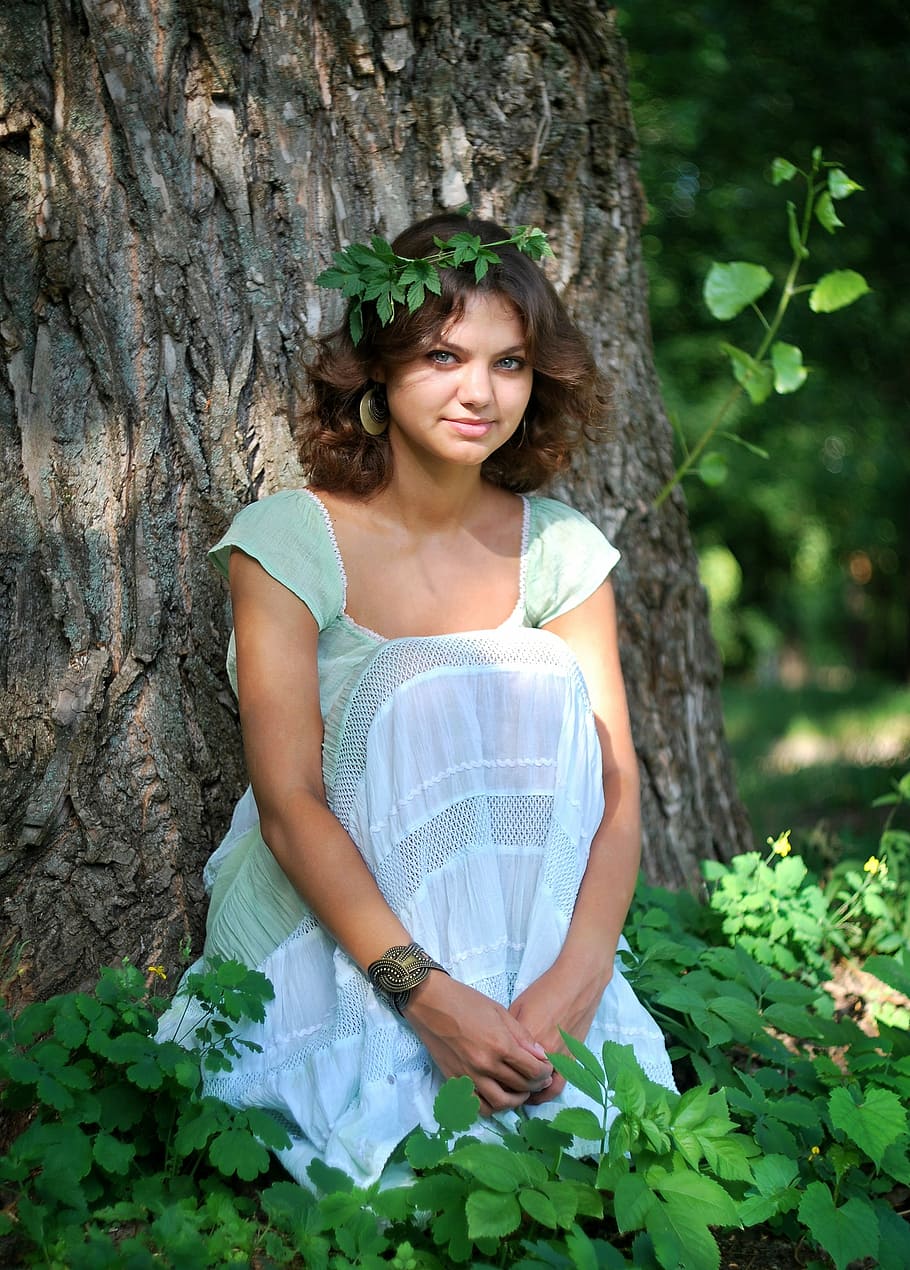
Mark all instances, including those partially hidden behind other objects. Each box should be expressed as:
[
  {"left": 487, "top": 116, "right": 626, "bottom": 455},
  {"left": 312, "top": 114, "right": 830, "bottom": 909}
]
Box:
[
  {"left": 403, "top": 972, "right": 554, "bottom": 1116},
  {"left": 508, "top": 956, "right": 613, "bottom": 1105}
]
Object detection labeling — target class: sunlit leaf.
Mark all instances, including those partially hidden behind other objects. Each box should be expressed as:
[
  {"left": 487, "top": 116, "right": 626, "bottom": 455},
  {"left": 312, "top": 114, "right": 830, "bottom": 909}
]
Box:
[
  {"left": 704, "top": 261, "right": 773, "bottom": 320},
  {"left": 815, "top": 190, "right": 844, "bottom": 233},
  {"left": 770, "top": 157, "right": 797, "bottom": 185},
  {"left": 719, "top": 344, "right": 773, "bottom": 404},
  {"left": 771, "top": 342, "right": 808, "bottom": 393},
  {"left": 809, "top": 269, "right": 871, "bottom": 312},
  {"left": 465, "top": 1187, "right": 521, "bottom": 1239},
  {"left": 829, "top": 1086, "right": 907, "bottom": 1166},
  {"left": 798, "top": 1182, "right": 879, "bottom": 1270},
  {"left": 828, "top": 168, "right": 863, "bottom": 199}
]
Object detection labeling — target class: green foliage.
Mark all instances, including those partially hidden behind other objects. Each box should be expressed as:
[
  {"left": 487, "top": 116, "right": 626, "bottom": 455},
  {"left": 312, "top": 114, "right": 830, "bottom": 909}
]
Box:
[
  {"left": 619, "top": 1, "right": 909, "bottom": 677},
  {"left": 3, "top": 779, "right": 909, "bottom": 1266},
  {"left": 656, "top": 147, "right": 870, "bottom": 507},
  {"left": 316, "top": 222, "right": 553, "bottom": 344}
]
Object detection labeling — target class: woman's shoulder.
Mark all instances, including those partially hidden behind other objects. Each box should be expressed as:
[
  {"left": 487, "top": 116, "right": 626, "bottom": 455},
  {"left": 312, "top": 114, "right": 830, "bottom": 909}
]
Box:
[
  {"left": 524, "top": 494, "right": 621, "bottom": 626},
  {"left": 209, "top": 487, "right": 344, "bottom": 628}
]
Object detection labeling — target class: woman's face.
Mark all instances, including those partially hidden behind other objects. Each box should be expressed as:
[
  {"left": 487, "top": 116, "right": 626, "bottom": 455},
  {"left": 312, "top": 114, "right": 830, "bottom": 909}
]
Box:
[{"left": 375, "top": 293, "right": 533, "bottom": 473}]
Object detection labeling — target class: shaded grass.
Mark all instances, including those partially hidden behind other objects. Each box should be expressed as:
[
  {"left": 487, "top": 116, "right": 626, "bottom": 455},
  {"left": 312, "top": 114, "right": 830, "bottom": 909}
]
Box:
[{"left": 722, "top": 675, "right": 910, "bottom": 856}]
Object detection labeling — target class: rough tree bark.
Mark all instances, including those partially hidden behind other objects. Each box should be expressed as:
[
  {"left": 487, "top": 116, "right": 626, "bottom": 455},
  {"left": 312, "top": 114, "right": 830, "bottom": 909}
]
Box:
[{"left": 0, "top": 0, "right": 750, "bottom": 1001}]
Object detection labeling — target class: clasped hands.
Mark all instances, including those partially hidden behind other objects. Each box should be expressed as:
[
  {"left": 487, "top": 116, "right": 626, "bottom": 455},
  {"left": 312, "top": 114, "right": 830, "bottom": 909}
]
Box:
[{"left": 403, "top": 960, "right": 611, "bottom": 1116}]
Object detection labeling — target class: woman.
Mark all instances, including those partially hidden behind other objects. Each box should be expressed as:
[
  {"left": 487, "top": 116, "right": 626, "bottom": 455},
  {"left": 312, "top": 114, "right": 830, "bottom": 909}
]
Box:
[{"left": 163, "top": 213, "right": 674, "bottom": 1186}]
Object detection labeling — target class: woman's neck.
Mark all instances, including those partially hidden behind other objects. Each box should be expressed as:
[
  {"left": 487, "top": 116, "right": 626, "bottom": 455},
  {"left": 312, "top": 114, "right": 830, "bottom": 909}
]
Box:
[{"left": 378, "top": 450, "right": 491, "bottom": 533}]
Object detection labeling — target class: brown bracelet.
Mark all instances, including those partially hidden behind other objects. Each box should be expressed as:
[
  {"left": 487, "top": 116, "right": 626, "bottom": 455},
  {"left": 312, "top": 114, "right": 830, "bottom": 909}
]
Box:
[{"left": 367, "top": 942, "right": 448, "bottom": 1014}]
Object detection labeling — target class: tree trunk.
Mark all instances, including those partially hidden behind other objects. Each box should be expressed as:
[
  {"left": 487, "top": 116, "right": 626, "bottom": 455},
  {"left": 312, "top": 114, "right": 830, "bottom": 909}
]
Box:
[{"left": 0, "top": 0, "right": 750, "bottom": 1001}]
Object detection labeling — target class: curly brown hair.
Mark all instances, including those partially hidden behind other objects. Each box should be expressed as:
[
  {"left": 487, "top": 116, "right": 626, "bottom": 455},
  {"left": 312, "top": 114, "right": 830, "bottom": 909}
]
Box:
[{"left": 296, "top": 213, "right": 611, "bottom": 495}]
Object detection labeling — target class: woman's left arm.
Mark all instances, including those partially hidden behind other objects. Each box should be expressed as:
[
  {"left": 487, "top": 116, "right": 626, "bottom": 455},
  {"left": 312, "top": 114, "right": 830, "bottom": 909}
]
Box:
[{"left": 508, "top": 579, "right": 641, "bottom": 1100}]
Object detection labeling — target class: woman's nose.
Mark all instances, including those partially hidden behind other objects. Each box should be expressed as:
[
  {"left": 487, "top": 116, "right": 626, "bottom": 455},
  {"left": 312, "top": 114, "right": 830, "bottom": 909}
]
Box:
[{"left": 457, "top": 361, "right": 492, "bottom": 408}]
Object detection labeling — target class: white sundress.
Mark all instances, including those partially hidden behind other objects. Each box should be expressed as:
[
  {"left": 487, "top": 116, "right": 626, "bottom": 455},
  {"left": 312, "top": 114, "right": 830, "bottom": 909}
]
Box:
[{"left": 157, "top": 489, "right": 676, "bottom": 1186}]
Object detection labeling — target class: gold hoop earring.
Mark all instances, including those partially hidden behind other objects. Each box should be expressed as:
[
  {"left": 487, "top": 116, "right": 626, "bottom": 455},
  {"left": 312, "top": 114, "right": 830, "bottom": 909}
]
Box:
[
  {"left": 359, "top": 386, "right": 389, "bottom": 436},
  {"left": 516, "top": 414, "right": 529, "bottom": 446}
]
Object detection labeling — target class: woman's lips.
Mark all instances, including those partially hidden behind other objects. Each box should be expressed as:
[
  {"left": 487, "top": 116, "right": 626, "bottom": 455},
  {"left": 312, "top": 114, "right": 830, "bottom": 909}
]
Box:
[{"left": 446, "top": 417, "right": 495, "bottom": 437}]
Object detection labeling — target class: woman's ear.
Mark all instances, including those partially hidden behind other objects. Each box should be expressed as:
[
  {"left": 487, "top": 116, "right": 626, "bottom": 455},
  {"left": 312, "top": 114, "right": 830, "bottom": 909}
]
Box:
[{"left": 370, "top": 363, "right": 386, "bottom": 384}]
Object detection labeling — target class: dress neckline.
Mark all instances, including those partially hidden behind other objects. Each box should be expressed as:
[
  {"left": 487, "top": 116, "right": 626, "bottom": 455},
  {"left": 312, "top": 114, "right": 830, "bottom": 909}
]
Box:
[{"left": 301, "top": 487, "right": 530, "bottom": 644}]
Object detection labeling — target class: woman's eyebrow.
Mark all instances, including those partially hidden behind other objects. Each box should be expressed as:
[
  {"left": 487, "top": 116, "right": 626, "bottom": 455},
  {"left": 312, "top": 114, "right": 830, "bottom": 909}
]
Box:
[{"left": 437, "top": 339, "right": 528, "bottom": 356}]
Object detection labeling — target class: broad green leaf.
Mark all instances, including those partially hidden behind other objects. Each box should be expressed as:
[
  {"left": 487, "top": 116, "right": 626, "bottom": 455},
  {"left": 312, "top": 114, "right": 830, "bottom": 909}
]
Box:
[
  {"left": 541, "top": 1179, "right": 581, "bottom": 1228},
  {"left": 704, "top": 261, "right": 773, "bottom": 320},
  {"left": 828, "top": 168, "right": 863, "bottom": 199},
  {"left": 697, "top": 452, "right": 728, "bottom": 487},
  {"left": 798, "top": 1182, "right": 879, "bottom": 1270},
  {"left": 244, "top": 1107, "right": 292, "bottom": 1150},
  {"left": 449, "top": 1140, "right": 546, "bottom": 1191},
  {"left": 702, "top": 1134, "right": 757, "bottom": 1182},
  {"left": 261, "top": 1179, "right": 315, "bottom": 1232},
  {"left": 434, "top": 1075, "right": 480, "bottom": 1131},
  {"left": 772, "top": 342, "right": 808, "bottom": 393},
  {"left": 209, "top": 1127, "right": 271, "bottom": 1180},
  {"left": 828, "top": 1085, "right": 906, "bottom": 1165},
  {"left": 520, "top": 1116, "right": 572, "bottom": 1152},
  {"left": 465, "top": 1187, "right": 521, "bottom": 1239},
  {"left": 862, "top": 955, "right": 910, "bottom": 998},
  {"left": 672, "top": 1085, "right": 712, "bottom": 1132},
  {"left": 550, "top": 1053, "right": 605, "bottom": 1105},
  {"left": 307, "top": 1156, "right": 355, "bottom": 1194},
  {"left": 809, "top": 269, "right": 871, "bottom": 313},
  {"left": 646, "top": 1167, "right": 740, "bottom": 1227},
  {"left": 559, "top": 1031, "right": 606, "bottom": 1085},
  {"left": 720, "top": 344, "right": 773, "bottom": 404},
  {"left": 762, "top": 1002, "right": 824, "bottom": 1038},
  {"left": 770, "top": 157, "right": 797, "bottom": 185},
  {"left": 708, "top": 995, "right": 763, "bottom": 1037},
  {"left": 815, "top": 190, "right": 845, "bottom": 233},
  {"left": 566, "top": 1223, "right": 599, "bottom": 1270},
  {"left": 647, "top": 1197, "right": 720, "bottom": 1270},
  {"left": 877, "top": 1202, "right": 910, "bottom": 1270},
  {"left": 612, "top": 1067, "right": 647, "bottom": 1118},
  {"left": 93, "top": 1132, "right": 135, "bottom": 1175},
  {"left": 519, "top": 1188, "right": 559, "bottom": 1229},
  {"left": 613, "top": 1172, "right": 657, "bottom": 1233},
  {"left": 405, "top": 1129, "right": 449, "bottom": 1170},
  {"left": 550, "top": 1106, "right": 604, "bottom": 1141}
]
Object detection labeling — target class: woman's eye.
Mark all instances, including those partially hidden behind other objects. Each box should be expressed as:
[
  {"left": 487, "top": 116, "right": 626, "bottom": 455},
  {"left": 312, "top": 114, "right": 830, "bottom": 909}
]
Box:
[
  {"left": 429, "top": 350, "right": 456, "bottom": 365},
  {"left": 497, "top": 356, "right": 525, "bottom": 371}
]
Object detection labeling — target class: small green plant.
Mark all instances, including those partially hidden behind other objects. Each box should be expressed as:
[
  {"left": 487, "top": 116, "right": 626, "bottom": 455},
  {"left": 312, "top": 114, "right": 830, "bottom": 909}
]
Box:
[
  {"left": 316, "top": 219, "right": 553, "bottom": 344},
  {"left": 0, "top": 957, "right": 288, "bottom": 1265},
  {"left": 655, "top": 146, "right": 870, "bottom": 506},
  {"left": 3, "top": 778, "right": 909, "bottom": 1266}
]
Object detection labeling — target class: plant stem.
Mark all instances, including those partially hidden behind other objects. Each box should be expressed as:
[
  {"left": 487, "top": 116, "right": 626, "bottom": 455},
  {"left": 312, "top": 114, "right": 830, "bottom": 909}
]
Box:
[{"left": 653, "top": 167, "right": 815, "bottom": 510}]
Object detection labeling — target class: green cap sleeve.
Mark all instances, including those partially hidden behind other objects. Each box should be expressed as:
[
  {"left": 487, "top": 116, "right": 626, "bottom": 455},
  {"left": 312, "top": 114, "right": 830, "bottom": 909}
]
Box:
[
  {"left": 525, "top": 496, "right": 621, "bottom": 627},
  {"left": 208, "top": 489, "right": 344, "bottom": 630}
]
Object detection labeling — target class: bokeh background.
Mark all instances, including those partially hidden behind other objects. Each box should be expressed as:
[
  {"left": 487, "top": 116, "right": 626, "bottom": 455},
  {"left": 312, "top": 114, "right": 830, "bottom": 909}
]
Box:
[{"left": 619, "top": 0, "right": 910, "bottom": 850}]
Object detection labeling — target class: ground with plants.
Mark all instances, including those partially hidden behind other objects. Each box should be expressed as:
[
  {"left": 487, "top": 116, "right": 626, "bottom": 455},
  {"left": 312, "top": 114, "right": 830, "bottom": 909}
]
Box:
[{"left": 2, "top": 765, "right": 909, "bottom": 1269}]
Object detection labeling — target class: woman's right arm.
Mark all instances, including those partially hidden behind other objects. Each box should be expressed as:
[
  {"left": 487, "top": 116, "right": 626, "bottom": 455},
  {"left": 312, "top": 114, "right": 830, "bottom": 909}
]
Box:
[{"left": 229, "top": 548, "right": 553, "bottom": 1113}]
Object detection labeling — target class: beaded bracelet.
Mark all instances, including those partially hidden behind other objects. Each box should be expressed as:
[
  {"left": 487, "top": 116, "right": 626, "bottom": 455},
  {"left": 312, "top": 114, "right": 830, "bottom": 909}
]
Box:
[{"left": 367, "top": 942, "right": 448, "bottom": 1014}]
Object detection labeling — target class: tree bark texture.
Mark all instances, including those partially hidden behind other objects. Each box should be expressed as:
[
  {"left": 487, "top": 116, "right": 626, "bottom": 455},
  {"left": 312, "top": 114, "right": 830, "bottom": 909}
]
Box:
[{"left": 0, "top": 0, "right": 750, "bottom": 1001}]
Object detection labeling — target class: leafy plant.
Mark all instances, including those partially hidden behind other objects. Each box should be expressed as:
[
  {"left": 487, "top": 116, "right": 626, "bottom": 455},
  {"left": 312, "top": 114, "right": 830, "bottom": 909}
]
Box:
[
  {"left": 655, "top": 146, "right": 870, "bottom": 506},
  {"left": 316, "top": 221, "right": 553, "bottom": 344},
  {"left": 3, "top": 777, "right": 909, "bottom": 1266}
]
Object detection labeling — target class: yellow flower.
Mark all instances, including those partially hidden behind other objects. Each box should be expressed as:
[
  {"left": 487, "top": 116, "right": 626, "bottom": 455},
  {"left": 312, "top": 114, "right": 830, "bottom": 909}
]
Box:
[
  {"left": 810, "top": 1145, "right": 820, "bottom": 1158},
  {"left": 769, "top": 830, "right": 792, "bottom": 857},
  {"left": 863, "top": 856, "right": 881, "bottom": 876},
  {"left": 147, "top": 964, "right": 167, "bottom": 980}
]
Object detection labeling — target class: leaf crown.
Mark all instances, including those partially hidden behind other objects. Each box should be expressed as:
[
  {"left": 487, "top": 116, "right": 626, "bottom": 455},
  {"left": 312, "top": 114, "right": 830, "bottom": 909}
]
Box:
[{"left": 316, "top": 223, "right": 553, "bottom": 345}]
